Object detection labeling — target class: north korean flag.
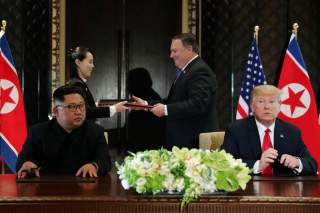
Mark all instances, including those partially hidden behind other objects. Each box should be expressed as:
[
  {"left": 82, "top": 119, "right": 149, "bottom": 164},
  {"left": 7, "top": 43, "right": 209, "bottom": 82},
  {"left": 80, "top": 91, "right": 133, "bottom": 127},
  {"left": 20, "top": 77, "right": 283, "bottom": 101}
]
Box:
[
  {"left": 0, "top": 30, "right": 27, "bottom": 172},
  {"left": 278, "top": 33, "right": 320, "bottom": 173}
]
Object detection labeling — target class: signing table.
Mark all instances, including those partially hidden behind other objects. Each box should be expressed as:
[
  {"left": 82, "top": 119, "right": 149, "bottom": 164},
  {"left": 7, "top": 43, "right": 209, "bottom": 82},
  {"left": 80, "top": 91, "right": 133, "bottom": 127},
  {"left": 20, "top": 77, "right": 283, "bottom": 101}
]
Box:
[{"left": 0, "top": 173, "right": 320, "bottom": 213}]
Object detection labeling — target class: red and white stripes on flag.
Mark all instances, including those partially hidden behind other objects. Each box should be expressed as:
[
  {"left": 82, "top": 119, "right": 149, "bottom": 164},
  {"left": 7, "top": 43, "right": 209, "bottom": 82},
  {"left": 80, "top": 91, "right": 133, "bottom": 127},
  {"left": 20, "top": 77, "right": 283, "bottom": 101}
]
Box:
[{"left": 236, "top": 38, "right": 267, "bottom": 119}]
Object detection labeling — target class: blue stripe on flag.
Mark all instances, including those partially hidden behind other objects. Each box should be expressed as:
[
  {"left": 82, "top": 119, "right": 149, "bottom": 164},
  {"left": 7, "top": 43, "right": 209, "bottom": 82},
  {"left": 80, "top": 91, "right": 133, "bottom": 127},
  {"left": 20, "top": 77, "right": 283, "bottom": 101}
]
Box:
[
  {"left": 0, "top": 34, "right": 15, "bottom": 67},
  {"left": 0, "top": 136, "right": 18, "bottom": 172},
  {"left": 287, "top": 36, "right": 306, "bottom": 70}
]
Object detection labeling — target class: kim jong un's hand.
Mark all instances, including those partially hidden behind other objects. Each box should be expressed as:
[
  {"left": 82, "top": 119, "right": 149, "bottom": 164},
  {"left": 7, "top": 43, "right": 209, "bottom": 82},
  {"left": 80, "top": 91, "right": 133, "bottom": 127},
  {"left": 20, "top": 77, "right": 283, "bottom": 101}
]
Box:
[
  {"left": 76, "top": 163, "right": 98, "bottom": 178},
  {"left": 17, "top": 161, "right": 40, "bottom": 179}
]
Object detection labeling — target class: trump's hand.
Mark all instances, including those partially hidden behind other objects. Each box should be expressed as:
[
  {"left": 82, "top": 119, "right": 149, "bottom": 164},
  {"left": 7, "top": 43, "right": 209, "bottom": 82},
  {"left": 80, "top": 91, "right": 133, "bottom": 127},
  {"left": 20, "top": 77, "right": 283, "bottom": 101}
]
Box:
[
  {"left": 150, "top": 103, "right": 165, "bottom": 117},
  {"left": 76, "top": 163, "right": 98, "bottom": 178},
  {"left": 17, "top": 161, "right": 40, "bottom": 179},
  {"left": 259, "top": 148, "right": 278, "bottom": 171},
  {"left": 279, "top": 154, "right": 300, "bottom": 169}
]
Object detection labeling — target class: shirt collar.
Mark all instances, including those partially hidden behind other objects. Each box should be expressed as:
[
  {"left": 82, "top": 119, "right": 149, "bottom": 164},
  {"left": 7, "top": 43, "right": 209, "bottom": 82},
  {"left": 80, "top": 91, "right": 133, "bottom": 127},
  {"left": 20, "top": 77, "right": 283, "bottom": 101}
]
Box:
[
  {"left": 255, "top": 119, "right": 275, "bottom": 133},
  {"left": 53, "top": 118, "right": 86, "bottom": 141},
  {"left": 181, "top": 55, "right": 199, "bottom": 72},
  {"left": 80, "top": 77, "right": 87, "bottom": 82}
]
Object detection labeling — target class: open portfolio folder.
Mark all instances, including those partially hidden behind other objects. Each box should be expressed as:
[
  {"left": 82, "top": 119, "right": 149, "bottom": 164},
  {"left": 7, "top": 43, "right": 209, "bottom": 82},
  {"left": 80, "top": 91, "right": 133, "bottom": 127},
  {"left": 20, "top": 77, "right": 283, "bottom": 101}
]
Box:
[
  {"left": 16, "top": 175, "right": 97, "bottom": 183},
  {"left": 97, "top": 100, "right": 153, "bottom": 109},
  {"left": 124, "top": 102, "right": 154, "bottom": 109}
]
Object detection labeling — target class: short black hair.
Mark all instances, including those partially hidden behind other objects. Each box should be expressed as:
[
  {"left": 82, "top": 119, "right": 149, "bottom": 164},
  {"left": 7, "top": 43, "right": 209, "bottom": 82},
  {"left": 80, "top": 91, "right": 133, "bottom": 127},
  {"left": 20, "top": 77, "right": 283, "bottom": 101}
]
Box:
[
  {"left": 53, "top": 85, "right": 86, "bottom": 103},
  {"left": 172, "top": 33, "right": 199, "bottom": 54}
]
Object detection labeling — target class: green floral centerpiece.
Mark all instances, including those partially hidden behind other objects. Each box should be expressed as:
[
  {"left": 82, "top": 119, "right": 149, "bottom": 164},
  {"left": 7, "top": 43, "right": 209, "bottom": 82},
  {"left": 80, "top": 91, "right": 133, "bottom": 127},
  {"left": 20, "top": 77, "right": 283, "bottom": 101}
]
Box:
[{"left": 116, "top": 146, "right": 251, "bottom": 208}]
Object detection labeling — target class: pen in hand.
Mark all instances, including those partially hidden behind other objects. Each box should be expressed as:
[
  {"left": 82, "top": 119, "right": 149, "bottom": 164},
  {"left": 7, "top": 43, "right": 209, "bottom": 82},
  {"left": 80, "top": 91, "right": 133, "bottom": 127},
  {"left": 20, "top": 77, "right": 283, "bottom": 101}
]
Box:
[{"left": 19, "top": 167, "right": 41, "bottom": 179}]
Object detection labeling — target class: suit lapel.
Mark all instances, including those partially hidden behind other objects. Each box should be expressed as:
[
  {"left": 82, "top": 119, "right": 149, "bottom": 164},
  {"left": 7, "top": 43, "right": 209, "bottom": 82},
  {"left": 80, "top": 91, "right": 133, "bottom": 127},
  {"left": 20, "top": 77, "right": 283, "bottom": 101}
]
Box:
[
  {"left": 273, "top": 119, "right": 286, "bottom": 156},
  {"left": 167, "top": 57, "right": 200, "bottom": 101},
  {"left": 167, "top": 74, "right": 183, "bottom": 100},
  {"left": 248, "top": 118, "right": 262, "bottom": 159},
  {"left": 167, "top": 81, "right": 177, "bottom": 101}
]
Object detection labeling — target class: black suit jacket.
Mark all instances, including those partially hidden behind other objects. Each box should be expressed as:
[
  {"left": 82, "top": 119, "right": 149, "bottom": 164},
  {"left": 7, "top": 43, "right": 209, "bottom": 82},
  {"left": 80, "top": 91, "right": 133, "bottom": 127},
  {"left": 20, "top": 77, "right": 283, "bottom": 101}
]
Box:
[
  {"left": 221, "top": 117, "right": 317, "bottom": 175},
  {"left": 153, "top": 57, "right": 218, "bottom": 148},
  {"left": 68, "top": 78, "right": 110, "bottom": 121},
  {"left": 16, "top": 119, "right": 111, "bottom": 175}
]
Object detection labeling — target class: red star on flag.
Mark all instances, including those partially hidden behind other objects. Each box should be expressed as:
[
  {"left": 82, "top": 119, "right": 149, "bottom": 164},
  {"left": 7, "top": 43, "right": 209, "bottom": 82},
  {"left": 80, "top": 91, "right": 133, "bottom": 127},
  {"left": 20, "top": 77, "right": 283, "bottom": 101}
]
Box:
[
  {"left": 0, "top": 85, "right": 16, "bottom": 111},
  {"left": 282, "top": 86, "right": 306, "bottom": 116}
]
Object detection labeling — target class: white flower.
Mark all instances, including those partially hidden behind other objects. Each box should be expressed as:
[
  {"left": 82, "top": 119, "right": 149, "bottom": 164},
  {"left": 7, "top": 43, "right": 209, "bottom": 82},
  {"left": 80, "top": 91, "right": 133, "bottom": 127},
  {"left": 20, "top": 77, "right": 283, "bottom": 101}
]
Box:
[
  {"left": 136, "top": 177, "right": 146, "bottom": 187},
  {"left": 121, "top": 179, "right": 130, "bottom": 190},
  {"left": 163, "top": 174, "right": 174, "bottom": 191},
  {"left": 116, "top": 146, "right": 251, "bottom": 209},
  {"left": 174, "top": 177, "right": 185, "bottom": 192}
]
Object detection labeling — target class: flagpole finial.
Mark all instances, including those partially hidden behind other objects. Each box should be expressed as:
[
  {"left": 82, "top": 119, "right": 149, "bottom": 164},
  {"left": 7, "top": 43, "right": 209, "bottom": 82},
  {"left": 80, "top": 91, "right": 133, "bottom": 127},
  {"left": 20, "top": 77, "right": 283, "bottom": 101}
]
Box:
[
  {"left": 1, "top": 20, "right": 7, "bottom": 32},
  {"left": 254, "top": 25, "right": 259, "bottom": 43},
  {"left": 292, "top": 23, "right": 299, "bottom": 37}
]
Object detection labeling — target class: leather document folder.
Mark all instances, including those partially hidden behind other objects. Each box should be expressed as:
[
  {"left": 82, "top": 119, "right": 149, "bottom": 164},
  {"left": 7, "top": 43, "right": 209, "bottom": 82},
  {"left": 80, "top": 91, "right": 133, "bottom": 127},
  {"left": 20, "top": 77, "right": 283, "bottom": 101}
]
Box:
[{"left": 16, "top": 175, "right": 97, "bottom": 183}]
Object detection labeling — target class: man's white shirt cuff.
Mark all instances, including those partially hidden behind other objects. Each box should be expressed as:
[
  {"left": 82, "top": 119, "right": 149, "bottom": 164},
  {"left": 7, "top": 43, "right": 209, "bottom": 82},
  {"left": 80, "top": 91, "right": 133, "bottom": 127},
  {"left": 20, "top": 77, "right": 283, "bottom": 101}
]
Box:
[
  {"left": 253, "top": 160, "right": 261, "bottom": 174},
  {"left": 252, "top": 159, "right": 303, "bottom": 175}
]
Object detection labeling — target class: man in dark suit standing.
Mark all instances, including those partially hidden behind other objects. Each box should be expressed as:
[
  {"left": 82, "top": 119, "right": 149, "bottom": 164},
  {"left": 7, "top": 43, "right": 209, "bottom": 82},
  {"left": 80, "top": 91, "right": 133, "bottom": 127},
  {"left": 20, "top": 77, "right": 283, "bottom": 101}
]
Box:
[
  {"left": 133, "top": 33, "right": 218, "bottom": 148},
  {"left": 221, "top": 85, "right": 317, "bottom": 175},
  {"left": 16, "top": 85, "right": 111, "bottom": 178}
]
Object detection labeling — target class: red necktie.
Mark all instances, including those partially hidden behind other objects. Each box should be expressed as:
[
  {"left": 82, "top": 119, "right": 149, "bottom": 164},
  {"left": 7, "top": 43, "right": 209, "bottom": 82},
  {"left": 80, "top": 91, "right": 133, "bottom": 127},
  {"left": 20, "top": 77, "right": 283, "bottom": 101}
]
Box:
[{"left": 261, "top": 128, "right": 272, "bottom": 175}]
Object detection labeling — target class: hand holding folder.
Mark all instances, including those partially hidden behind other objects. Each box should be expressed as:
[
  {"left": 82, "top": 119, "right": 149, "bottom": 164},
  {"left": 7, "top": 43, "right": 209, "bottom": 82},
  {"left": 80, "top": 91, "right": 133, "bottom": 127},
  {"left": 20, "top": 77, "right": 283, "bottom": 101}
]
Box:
[{"left": 125, "top": 95, "right": 154, "bottom": 110}]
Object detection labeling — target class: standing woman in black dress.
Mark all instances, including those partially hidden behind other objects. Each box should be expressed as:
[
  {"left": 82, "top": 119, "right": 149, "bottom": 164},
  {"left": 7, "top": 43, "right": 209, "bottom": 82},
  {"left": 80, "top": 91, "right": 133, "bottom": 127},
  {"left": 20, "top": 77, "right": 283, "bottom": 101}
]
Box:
[{"left": 68, "top": 46, "right": 128, "bottom": 121}]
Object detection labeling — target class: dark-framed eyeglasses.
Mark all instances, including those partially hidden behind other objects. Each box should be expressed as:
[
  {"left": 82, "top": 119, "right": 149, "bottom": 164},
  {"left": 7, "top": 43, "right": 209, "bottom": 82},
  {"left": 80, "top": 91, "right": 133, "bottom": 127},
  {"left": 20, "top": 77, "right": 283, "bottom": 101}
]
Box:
[{"left": 56, "top": 103, "right": 85, "bottom": 112}]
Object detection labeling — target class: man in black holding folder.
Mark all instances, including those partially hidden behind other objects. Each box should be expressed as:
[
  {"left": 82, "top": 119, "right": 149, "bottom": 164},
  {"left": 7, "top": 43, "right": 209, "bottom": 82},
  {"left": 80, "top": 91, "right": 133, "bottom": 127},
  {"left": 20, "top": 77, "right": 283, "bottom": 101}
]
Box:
[
  {"left": 16, "top": 85, "right": 111, "bottom": 178},
  {"left": 132, "top": 33, "right": 218, "bottom": 148}
]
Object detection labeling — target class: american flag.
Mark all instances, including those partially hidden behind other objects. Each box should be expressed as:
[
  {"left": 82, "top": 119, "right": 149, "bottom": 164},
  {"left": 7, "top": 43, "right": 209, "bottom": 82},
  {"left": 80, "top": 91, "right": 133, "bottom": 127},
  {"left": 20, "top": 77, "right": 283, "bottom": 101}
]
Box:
[{"left": 236, "top": 38, "right": 267, "bottom": 119}]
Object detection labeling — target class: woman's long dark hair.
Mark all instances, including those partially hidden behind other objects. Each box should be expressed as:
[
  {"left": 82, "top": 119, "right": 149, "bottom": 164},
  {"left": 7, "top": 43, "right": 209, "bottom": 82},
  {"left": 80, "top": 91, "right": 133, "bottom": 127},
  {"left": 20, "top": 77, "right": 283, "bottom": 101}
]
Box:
[{"left": 68, "top": 46, "right": 91, "bottom": 78}]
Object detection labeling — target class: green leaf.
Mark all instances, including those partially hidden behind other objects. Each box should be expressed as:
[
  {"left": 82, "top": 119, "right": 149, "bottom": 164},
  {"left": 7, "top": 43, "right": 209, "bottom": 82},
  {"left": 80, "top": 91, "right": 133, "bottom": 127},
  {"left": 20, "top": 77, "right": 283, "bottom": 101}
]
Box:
[
  {"left": 215, "top": 170, "right": 239, "bottom": 191},
  {"left": 202, "top": 151, "right": 230, "bottom": 171},
  {"left": 146, "top": 173, "right": 165, "bottom": 193},
  {"left": 170, "top": 163, "right": 186, "bottom": 177}
]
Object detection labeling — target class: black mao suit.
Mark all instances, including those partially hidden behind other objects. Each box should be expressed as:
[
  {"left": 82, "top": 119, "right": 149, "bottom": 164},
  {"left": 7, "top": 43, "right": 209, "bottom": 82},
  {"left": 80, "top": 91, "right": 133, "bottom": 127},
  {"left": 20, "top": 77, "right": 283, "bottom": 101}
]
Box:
[
  {"left": 16, "top": 119, "right": 111, "bottom": 175},
  {"left": 154, "top": 56, "right": 218, "bottom": 149},
  {"left": 221, "top": 117, "right": 317, "bottom": 175}
]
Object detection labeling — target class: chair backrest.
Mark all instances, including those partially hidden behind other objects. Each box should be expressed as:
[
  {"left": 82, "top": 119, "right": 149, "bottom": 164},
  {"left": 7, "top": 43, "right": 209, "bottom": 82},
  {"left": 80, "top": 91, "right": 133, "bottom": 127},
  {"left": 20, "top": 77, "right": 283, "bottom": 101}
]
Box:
[{"left": 199, "top": 131, "right": 225, "bottom": 150}]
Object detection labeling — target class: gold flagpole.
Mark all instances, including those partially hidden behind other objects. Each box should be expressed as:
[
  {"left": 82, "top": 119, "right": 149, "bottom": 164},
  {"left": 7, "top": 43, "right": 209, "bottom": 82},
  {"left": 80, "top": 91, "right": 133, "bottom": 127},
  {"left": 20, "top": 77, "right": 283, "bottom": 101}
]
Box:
[
  {"left": 292, "top": 23, "right": 299, "bottom": 38},
  {"left": 1, "top": 20, "right": 6, "bottom": 174},
  {"left": 254, "top": 25, "right": 259, "bottom": 44},
  {"left": 1, "top": 20, "right": 7, "bottom": 32}
]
